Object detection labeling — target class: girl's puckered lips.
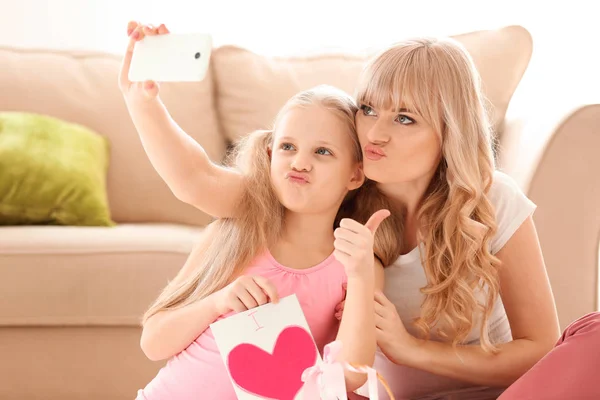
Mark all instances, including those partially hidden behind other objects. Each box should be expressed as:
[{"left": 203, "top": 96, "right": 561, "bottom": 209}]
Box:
[{"left": 285, "top": 171, "right": 310, "bottom": 184}]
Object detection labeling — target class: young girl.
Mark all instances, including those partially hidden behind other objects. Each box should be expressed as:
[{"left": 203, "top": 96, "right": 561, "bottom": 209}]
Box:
[{"left": 119, "top": 22, "right": 402, "bottom": 399}]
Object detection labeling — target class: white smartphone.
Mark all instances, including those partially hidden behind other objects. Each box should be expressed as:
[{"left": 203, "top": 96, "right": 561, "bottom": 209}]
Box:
[{"left": 128, "top": 32, "right": 212, "bottom": 82}]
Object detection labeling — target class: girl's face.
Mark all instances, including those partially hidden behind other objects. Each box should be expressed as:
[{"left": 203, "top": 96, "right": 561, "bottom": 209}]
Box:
[
  {"left": 355, "top": 103, "right": 442, "bottom": 186},
  {"left": 270, "top": 105, "right": 363, "bottom": 215}
]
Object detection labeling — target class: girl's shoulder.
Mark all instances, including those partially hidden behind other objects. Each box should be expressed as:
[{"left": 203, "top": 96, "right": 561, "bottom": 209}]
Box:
[{"left": 487, "top": 170, "right": 537, "bottom": 254}]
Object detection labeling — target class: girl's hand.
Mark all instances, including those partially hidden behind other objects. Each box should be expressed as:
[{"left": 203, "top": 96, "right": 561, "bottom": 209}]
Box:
[
  {"left": 333, "top": 209, "right": 390, "bottom": 279},
  {"left": 118, "top": 21, "right": 170, "bottom": 101},
  {"left": 213, "top": 275, "right": 279, "bottom": 315}
]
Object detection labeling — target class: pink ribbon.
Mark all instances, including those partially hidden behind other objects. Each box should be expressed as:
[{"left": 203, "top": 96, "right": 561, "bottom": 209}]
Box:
[{"left": 301, "top": 340, "right": 381, "bottom": 400}]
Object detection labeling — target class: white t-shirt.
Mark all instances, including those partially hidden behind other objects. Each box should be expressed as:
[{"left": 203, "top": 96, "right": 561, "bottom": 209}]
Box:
[{"left": 358, "top": 170, "right": 537, "bottom": 400}]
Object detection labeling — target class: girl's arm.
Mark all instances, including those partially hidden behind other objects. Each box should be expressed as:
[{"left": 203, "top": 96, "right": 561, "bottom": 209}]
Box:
[
  {"left": 336, "top": 260, "right": 383, "bottom": 391},
  {"left": 140, "top": 292, "right": 222, "bottom": 361},
  {"left": 141, "top": 275, "right": 279, "bottom": 361},
  {"left": 377, "top": 216, "right": 561, "bottom": 387},
  {"left": 119, "top": 22, "right": 243, "bottom": 219},
  {"left": 124, "top": 97, "right": 244, "bottom": 218},
  {"left": 334, "top": 210, "right": 390, "bottom": 391},
  {"left": 141, "top": 246, "right": 279, "bottom": 361}
]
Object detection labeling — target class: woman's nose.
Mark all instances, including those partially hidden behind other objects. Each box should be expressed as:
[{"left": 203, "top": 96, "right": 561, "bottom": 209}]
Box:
[{"left": 366, "top": 120, "right": 391, "bottom": 144}]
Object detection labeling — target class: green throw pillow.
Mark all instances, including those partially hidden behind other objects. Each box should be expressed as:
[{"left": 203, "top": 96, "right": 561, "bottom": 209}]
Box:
[{"left": 0, "top": 112, "right": 115, "bottom": 226}]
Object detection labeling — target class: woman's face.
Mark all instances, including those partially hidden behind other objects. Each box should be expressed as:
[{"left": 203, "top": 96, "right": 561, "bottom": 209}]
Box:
[{"left": 355, "top": 103, "right": 442, "bottom": 185}]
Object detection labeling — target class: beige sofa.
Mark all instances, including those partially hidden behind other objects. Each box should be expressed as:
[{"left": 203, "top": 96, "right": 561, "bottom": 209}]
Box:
[{"left": 0, "top": 25, "right": 598, "bottom": 400}]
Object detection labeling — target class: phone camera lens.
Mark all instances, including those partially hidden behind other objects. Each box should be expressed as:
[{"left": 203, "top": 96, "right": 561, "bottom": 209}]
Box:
[{"left": 195, "top": 52, "right": 201, "bottom": 59}]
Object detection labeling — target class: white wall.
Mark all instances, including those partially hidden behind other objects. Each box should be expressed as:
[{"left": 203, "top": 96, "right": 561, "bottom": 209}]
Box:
[{"left": 1, "top": 0, "right": 598, "bottom": 106}]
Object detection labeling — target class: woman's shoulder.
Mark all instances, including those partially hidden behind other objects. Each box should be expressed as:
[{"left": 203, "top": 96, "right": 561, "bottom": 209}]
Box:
[
  {"left": 487, "top": 170, "right": 534, "bottom": 209},
  {"left": 488, "top": 170, "right": 525, "bottom": 201},
  {"left": 487, "top": 170, "right": 537, "bottom": 254}
]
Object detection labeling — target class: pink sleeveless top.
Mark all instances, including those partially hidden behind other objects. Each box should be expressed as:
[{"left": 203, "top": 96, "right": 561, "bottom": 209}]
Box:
[{"left": 136, "top": 250, "right": 347, "bottom": 400}]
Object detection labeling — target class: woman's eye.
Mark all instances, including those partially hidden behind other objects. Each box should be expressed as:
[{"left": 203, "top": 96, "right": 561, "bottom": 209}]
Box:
[
  {"left": 316, "top": 147, "right": 332, "bottom": 156},
  {"left": 396, "top": 115, "right": 415, "bottom": 125},
  {"left": 281, "top": 143, "right": 295, "bottom": 151},
  {"left": 360, "top": 104, "right": 376, "bottom": 116}
]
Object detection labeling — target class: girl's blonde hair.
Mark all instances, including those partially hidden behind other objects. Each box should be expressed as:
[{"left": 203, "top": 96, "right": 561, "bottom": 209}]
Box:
[
  {"left": 142, "top": 85, "right": 403, "bottom": 324},
  {"left": 356, "top": 37, "right": 501, "bottom": 352}
]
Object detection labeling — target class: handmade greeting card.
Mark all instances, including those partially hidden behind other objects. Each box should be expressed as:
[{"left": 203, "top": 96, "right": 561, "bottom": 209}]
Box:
[{"left": 210, "top": 294, "right": 322, "bottom": 400}]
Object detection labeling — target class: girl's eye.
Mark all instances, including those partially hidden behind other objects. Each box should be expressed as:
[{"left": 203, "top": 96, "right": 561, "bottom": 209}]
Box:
[
  {"left": 396, "top": 114, "right": 415, "bottom": 125},
  {"left": 360, "top": 104, "right": 376, "bottom": 116},
  {"left": 281, "top": 143, "right": 295, "bottom": 151},
  {"left": 316, "top": 147, "right": 332, "bottom": 156}
]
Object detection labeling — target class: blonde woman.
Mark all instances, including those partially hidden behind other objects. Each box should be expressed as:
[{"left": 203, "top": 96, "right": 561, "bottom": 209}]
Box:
[{"left": 345, "top": 37, "right": 600, "bottom": 399}]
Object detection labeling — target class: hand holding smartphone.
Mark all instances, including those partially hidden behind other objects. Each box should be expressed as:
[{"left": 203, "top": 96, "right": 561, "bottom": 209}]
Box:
[{"left": 119, "top": 22, "right": 212, "bottom": 101}]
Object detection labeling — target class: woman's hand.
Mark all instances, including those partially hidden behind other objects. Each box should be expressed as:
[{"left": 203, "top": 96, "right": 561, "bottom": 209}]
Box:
[
  {"left": 374, "top": 290, "right": 419, "bottom": 365},
  {"left": 334, "top": 283, "right": 347, "bottom": 320},
  {"left": 118, "top": 21, "right": 169, "bottom": 101},
  {"left": 333, "top": 209, "right": 390, "bottom": 279},
  {"left": 213, "top": 275, "right": 279, "bottom": 315}
]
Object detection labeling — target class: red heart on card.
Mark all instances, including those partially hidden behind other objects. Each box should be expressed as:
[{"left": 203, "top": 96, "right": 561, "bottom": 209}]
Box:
[{"left": 227, "top": 325, "right": 318, "bottom": 400}]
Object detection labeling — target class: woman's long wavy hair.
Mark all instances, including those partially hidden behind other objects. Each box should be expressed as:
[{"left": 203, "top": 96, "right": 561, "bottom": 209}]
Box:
[
  {"left": 141, "top": 85, "right": 403, "bottom": 325},
  {"left": 356, "top": 37, "right": 501, "bottom": 352}
]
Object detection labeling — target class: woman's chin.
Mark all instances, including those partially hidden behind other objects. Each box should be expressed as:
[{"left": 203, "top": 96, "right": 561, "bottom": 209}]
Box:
[{"left": 363, "top": 164, "right": 390, "bottom": 183}]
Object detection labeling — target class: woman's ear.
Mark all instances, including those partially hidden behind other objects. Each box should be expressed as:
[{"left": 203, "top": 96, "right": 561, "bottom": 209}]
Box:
[
  {"left": 267, "top": 145, "right": 272, "bottom": 159},
  {"left": 348, "top": 163, "right": 365, "bottom": 190}
]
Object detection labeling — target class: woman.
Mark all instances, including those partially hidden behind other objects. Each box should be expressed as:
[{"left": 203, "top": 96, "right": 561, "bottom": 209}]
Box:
[{"left": 349, "top": 36, "right": 600, "bottom": 399}]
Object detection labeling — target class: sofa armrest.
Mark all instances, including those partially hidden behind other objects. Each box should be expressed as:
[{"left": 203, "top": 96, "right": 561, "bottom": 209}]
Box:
[{"left": 497, "top": 102, "right": 600, "bottom": 330}]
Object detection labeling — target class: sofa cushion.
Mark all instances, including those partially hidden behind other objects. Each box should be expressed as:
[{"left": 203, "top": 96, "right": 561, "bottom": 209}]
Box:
[
  {"left": 213, "top": 25, "right": 532, "bottom": 143},
  {"left": 0, "top": 224, "right": 204, "bottom": 326},
  {"left": 0, "top": 112, "right": 114, "bottom": 226},
  {"left": 0, "top": 46, "right": 227, "bottom": 226}
]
